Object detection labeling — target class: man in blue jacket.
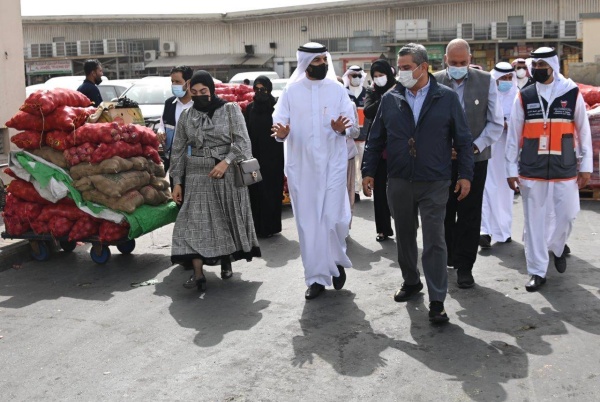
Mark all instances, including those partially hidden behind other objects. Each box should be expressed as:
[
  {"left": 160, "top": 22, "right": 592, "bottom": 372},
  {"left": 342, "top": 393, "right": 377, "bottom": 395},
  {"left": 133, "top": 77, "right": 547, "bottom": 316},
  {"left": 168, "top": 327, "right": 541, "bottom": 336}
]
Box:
[
  {"left": 77, "top": 59, "right": 103, "bottom": 107},
  {"left": 362, "top": 43, "right": 474, "bottom": 323}
]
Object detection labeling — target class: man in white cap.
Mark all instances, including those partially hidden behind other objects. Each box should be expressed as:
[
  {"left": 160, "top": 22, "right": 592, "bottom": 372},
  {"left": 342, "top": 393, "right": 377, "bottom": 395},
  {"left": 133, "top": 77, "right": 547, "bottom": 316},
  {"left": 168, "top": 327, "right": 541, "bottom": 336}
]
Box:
[
  {"left": 506, "top": 47, "right": 593, "bottom": 291},
  {"left": 480, "top": 62, "right": 518, "bottom": 248},
  {"left": 343, "top": 65, "right": 368, "bottom": 203},
  {"left": 272, "top": 42, "right": 356, "bottom": 300},
  {"left": 512, "top": 58, "right": 533, "bottom": 90}
]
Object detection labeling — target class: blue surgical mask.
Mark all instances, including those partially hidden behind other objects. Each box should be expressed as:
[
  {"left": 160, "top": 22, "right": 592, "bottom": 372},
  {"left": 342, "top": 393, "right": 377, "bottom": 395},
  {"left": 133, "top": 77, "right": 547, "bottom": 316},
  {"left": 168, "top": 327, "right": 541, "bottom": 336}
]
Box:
[
  {"left": 171, "top": 84, "right": 186, "bottom": 98},
  {"left": 498, "top": 81, "right": 513, "bottom": 93},
  {"left": 448, "top": 66, "right": 468, "bottom": 80}
]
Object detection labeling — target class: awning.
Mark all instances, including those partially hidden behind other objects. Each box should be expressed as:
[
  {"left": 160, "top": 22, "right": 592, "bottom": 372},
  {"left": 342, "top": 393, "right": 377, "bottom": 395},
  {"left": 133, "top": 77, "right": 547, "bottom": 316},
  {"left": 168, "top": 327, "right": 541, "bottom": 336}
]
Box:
[{"left": 145, "top": 54, "right": 273, "bottom": 68}]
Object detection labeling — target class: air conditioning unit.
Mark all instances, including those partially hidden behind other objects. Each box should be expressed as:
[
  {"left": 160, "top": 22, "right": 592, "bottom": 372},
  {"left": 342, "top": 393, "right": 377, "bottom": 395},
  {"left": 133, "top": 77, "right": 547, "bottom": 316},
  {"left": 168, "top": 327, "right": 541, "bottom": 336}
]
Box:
[
  {"left": 52, "top": 42, "right": 66, "bottom": 57},
  {"left": 491, "top": 22, "right": 508, "bottom": 40},
  {"left": 103, "top": 38, "right": 118, "bottom": 54},
  {"left": 457, "top": 23, "right": 474, "bottom": 40},
  {"left": 559, "top": 20, "right": 577, "bottom": 39},
  {"left": 144, "top": 50, "right": 157, "bottom": 61},
  {"left": 162, "top": 41, "right": 176, "bottom": 53},
  {"left": 77, "top": 40, "right": 91, "bottom": 56},
  {"left": 526, "top": 21, "right": 544, "bottom": 39},
  {"left": 244, "top": 45, "right": 255, "bottom": 55}
]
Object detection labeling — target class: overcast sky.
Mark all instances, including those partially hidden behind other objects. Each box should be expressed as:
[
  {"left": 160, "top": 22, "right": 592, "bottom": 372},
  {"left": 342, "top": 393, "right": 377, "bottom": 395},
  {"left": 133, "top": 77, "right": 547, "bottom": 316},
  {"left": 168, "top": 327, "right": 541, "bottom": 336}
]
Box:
[{"left": 20, "top": 0, "right": 344, "bottom": 16}]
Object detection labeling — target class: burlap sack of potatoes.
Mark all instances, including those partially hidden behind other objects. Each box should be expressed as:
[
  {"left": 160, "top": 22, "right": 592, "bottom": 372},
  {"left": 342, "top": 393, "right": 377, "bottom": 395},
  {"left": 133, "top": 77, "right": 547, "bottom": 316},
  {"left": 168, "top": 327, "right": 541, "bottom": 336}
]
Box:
[
  {"left": 31, "top": 147, "right": 69, "bottom": 169},
  {"left": 89, "top": 170, "right": 151, "bottom": 198},
  {"left": 82, "top": 189, "right": 144, "bottom": 214}
]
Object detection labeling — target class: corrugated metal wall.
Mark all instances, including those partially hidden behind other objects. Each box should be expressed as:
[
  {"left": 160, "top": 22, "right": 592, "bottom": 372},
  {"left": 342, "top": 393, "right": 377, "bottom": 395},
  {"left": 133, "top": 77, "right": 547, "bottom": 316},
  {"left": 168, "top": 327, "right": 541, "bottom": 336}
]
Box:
[{"left": 23, "top": 0, "right": 600, "bottom": 57}]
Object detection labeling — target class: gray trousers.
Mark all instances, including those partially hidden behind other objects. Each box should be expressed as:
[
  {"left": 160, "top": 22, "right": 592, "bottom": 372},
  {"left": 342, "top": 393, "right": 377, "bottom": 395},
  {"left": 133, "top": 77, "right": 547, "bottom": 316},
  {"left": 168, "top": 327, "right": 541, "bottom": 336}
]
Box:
[{"left": 387, "top": 178, "right": 450, "bottom": 302}]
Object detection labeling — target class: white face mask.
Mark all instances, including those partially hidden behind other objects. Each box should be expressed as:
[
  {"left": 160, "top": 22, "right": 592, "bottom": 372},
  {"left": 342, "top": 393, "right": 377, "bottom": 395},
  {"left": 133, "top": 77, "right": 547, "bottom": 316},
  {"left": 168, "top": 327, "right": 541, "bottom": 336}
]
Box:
[
  {"left": 397, "top": 64, "right": 423, "bottom": 89},
  {"left": 373, "top": 76, "right": 388, "bottom": 87},
  {"left": 350, "top": 77, "right": 361, "bottom": 87},
  {"left": 516, "top": 68, "right": 527, "bottom": 79}
]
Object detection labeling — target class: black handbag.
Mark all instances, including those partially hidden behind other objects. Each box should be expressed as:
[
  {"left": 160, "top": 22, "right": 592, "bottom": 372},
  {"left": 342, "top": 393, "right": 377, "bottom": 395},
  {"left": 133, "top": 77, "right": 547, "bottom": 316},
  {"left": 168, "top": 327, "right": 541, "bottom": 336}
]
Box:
[{"left": 227, "top": 105, "right": 263, "bottom": 187}]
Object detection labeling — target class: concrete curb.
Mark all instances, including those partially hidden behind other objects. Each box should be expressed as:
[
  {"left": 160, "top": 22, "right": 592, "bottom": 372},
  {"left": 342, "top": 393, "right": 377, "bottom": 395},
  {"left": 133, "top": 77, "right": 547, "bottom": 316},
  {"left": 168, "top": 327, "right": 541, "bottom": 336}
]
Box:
[{"left": 0, "top": 239, "right": 31, "bottom": 272}]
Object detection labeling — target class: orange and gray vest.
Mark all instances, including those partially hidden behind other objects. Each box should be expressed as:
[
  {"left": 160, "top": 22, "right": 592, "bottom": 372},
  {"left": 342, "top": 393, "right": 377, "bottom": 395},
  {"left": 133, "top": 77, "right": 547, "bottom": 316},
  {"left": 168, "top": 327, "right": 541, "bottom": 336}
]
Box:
[{"left": 518, "top": 85, "right": 578, "bottom": 181}]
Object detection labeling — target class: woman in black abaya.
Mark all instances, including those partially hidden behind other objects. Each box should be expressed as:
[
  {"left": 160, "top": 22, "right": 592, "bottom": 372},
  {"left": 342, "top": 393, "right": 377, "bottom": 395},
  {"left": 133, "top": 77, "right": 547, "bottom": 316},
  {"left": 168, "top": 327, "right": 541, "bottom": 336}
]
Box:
[{"left": 244, "top": 76, "right": 284, "bottom": 238}]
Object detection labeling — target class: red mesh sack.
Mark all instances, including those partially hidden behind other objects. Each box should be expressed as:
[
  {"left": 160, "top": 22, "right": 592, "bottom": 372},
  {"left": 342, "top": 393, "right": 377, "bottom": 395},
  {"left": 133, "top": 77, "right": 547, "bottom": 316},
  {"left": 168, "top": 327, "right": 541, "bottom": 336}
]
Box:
[
  {"left": 90, "top": 141, "right": 143, "bottom": 164},
  {"left": 20, "top": 88, "right": 92, "bottom": 116},
  {"left": 73, "top": 122, "right": 122, "bottom": 145},
  {"left": 6, "top": 106, "right": 95, "bottom": 132},
  {"left": 220, "top": 94, "right": 237, "bottom": 102},
  {"left": 31, "top": 220, "right": 50, "bottom": 235},
  {"left": 45, "top": 130, "right": 75, "bottom": 151},
  {"left": 99, "top": 220, "right": 130, "bottom": 242},
  {"left": 38, "top": 204, "right": 87, "bottom": 222},
  {"left": 240, "top": 92, "right": 255, "bottom": 102},
  {"left": 2, "top": 214, "right": 30, "bottom": 236},
  {"left": 11, "top": 131, "right": 43, "bottom": 150},
  {"left": 143, "top": 145, "right": 161, "bottom": 165},
  {"left": 68, "top": 215, "right": 101, "bottom": 241},
  {"left": 238, "top": 101, "right": 250, "bottom": 113},
  {"left": 3, "top": 167, "right": 18, "bottom": 179},
  {"left": 6, "top": 179, "right": 52, "bottom": 204},
  {"left": 234, "top": 84, "right": 254, "bottom": 96},
  {"left": 63, "top": 142, "right": 97, "bottom": 166},
  {"left": 122, "top": 124, "right": 159, "bottom": 148},
  {"left": 3, "top": 194, "right": 44, "bottom": 221},
  {"left": 48, "top": 216, "right": 75, "bottom": 237}
]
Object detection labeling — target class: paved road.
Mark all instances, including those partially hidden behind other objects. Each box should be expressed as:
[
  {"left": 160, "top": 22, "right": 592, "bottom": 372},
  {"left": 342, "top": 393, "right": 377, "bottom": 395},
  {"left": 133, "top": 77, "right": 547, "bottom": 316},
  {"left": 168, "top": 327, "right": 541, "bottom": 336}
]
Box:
[{"left": 1, "top": 196, "right": 599, "bottom": 401}]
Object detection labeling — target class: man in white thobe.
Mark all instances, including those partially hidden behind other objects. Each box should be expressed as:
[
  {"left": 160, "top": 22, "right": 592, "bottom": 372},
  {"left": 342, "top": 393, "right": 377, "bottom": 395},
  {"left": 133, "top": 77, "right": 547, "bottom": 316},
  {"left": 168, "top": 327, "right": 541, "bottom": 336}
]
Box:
[
  {"left": 506, "top": 47, "right": 592, "bottom": 292},
  {"left": 480, "top": 62, "right": 518, "bottom": 247},
  {"left": 272, "top": 42, "right": 356, "bottom": 299}
]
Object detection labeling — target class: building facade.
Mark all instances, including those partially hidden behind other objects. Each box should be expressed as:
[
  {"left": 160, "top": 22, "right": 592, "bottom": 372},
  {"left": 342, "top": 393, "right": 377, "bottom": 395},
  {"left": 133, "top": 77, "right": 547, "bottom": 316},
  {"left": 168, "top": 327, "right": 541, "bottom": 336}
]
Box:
[{"left": 20, "top": 0, "right": 600, "bottom": 83}]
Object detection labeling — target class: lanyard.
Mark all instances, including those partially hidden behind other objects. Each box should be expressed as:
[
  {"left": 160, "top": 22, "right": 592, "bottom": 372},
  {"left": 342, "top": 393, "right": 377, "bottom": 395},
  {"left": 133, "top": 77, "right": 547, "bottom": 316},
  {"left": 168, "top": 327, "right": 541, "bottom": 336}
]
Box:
[{"left": 536, "top": 84, "right": 555, "bottom": 132}]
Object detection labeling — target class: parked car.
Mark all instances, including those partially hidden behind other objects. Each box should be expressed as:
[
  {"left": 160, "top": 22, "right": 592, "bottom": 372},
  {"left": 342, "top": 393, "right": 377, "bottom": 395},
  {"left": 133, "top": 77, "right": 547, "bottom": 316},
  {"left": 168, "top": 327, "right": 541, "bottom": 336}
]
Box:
[
  {"left": 25, "top": 76, "right": 132, "bottom": 103},
  {"left": 229, "top": 71, "right": 279, "bottom": 84},
  {"left": 270, "top": 78, "right": 290, "bottom": 100},
  {"left": 118, "top": 77, "right": 172, "bottom": 124},
  {"left": 99, "top": 79, "right": 137, "bottom": 101}
]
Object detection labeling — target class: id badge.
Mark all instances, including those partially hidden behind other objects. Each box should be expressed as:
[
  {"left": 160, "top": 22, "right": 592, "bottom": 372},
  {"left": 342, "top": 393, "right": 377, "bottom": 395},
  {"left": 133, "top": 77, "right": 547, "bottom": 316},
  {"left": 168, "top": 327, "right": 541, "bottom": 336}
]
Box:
[{"left": 539, "top": 135, "right": 549, "bottom": 151}]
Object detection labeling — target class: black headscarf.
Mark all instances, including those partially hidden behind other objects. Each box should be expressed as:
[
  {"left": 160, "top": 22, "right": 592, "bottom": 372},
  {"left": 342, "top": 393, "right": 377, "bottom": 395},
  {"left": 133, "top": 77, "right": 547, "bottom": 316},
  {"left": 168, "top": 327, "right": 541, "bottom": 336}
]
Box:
[
  {"left": 252, "top": 75, "right": 276, "bottom": 114},
  {"left": 370, "top": 59, "right": 396, "bottom": 95},
  {"left": 189, "top": 70, "right": 227, "bottom": 117}
]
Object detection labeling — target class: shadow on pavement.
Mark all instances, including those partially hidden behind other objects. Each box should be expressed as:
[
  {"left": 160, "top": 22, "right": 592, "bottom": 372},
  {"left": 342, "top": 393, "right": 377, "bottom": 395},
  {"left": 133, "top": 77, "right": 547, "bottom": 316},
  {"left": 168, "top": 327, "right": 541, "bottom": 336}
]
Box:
[
  {"left": 0, "top": 247, "right": 169, "bottom": 308},
  {"left": 258, "top": 234, "right": 301, "bottom": 268},
  {"left": 291, "top": 291, "right": 397, "bottom": 376},
  {"left": 346, "top": 236, "right": 398, "bottom": 271},
  {"left": 154, "top": 266, "right": 269, "bottom": 347}
]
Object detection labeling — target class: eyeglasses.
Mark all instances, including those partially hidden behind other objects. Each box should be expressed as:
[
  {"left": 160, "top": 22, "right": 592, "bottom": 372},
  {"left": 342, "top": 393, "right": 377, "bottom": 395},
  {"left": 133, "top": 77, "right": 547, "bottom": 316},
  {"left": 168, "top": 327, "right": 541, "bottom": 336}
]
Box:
[
  {"left": 408, "top": 138, "right": 416, "bottom": 158},
  {"left": 254, "top": 87, "right": 268, "bottom": 93},
  {"left": 349, "top": 74, "right": 361, "bottom": 78}
]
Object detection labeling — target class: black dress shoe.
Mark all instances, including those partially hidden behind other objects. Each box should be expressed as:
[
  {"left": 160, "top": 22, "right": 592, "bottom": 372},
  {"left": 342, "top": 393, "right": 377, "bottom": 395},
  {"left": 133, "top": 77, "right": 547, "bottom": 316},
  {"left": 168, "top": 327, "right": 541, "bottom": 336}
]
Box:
[
  {"left": 393, "top": 282, "right": 424, "bottom": 302},
  {"left": 554, "top": 253, "right": 567, "bottom": 273},
  {"left": 429, "top": 301, "right": 450, "bottom": 324},
  {"left": 457, "top": 270, "right": 475, "bottom": 288},
  {"left": 183, "top": 274, "right": 207, "bottom": 291},
  {"left": 479, "top": 234, "right": 492, "bottom": 248},
  {"left": 376, "top": 234, "right": 388, "bottom": 242},
  {"left": 305, "top": 283, "right": 325, "bottom": 300},
  {"left": 525, "top": 275, "right": 546, "bottom": 292},
  {"left": 563, "top": 244, "right": 571, "bottom": 255},
  {"left": 503, "top": 237, "right": 512, "bottom": 243},
  {"left": 332, "top": 265, "right": 346, "bottom": 290}
]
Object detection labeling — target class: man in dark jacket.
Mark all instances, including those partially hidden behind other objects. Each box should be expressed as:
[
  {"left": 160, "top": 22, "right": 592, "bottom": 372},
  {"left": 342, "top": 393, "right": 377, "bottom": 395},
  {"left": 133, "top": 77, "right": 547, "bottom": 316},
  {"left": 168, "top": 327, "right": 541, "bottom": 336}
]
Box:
[
  {"left": 77, "top": 59, "right": 103, "bottom": 107},
  {"left": 362, "top": 43, "right": 474, "bottom": 324}
]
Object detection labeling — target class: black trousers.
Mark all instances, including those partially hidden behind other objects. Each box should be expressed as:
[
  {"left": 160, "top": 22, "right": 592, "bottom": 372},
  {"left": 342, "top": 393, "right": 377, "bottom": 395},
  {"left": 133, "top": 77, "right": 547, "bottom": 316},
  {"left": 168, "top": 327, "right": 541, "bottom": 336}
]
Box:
[
  {"left": 373, "top": 158, "right": 394, "bottom": 236},
  {"left": 445, "top": 160, "right": 488, "bottom": 272}
]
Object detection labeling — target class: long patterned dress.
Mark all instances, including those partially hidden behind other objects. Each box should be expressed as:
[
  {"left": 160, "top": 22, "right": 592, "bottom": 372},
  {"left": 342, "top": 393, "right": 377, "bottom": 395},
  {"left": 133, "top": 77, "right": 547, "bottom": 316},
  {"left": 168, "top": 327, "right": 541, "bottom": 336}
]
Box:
[{"left": 170, "top": 102, "right": 261, "bottom": 265}]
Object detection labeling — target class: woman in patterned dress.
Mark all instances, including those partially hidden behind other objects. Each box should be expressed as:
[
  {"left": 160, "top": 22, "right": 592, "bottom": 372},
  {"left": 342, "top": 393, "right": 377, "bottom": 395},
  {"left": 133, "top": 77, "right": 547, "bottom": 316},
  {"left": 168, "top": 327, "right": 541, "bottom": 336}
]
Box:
[{"left": 170, "top": 70, "right": 261, "bottom": 291}]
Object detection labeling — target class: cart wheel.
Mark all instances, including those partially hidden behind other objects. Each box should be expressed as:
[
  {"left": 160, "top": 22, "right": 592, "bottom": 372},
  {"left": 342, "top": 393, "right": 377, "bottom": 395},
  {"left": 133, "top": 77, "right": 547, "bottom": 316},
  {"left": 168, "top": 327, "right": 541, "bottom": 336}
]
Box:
[
  {"left": 116, "top": 239, "right": 136, "bottom": 254},
  {"left": 90, "top": 244, "right": 111, "bottom": 264},
  {"left": 30, "top": 241, "right": 51, "bottom": 261},
  {"left": 60, "top": 240, "right": 77, "bottom": 253}
]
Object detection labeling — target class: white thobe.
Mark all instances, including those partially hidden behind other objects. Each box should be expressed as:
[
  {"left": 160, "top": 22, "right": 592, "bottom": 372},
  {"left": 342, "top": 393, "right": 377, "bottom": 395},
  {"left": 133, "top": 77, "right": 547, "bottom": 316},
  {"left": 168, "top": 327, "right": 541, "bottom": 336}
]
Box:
[
  {"left": 273, "top": 77, "right": 356, "bottom": 286},
  {"left": 481, "top": 90, "right": 518, "bottom": 242},
  {"left": 506, "top": 80, "right": 593, "bottom": 277}
]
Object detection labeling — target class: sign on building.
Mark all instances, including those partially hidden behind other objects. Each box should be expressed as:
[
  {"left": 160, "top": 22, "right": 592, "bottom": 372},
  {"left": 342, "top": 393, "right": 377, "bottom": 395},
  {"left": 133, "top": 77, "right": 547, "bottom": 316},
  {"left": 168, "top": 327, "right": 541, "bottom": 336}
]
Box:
[{"left": 26, "top": 60, "right": 73, "bottom": 75}]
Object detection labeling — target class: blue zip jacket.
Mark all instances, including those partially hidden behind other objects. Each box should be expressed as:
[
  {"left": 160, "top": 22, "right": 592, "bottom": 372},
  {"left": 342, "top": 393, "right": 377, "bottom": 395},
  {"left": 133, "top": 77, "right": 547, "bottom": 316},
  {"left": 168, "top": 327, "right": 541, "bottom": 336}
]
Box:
[{"left": 362, "top": 74, "right": 474, "bottom": 182}]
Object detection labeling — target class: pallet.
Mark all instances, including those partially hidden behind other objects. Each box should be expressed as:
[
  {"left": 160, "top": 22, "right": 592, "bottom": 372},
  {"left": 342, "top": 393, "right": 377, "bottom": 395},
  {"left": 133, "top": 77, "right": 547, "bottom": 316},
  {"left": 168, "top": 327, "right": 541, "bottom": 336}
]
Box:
[{"left": 580, "top": 187, "right": 600, "bottom": 200}]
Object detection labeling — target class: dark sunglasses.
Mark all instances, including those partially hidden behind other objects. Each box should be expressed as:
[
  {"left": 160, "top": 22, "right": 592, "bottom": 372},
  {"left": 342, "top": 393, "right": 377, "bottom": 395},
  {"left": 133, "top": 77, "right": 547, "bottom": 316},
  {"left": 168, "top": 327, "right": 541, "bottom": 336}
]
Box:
[
  {"left": 349, "top": 74, "right": 361, "bottom": 78},
  {"left": 254, "top": 87, "right": 269, "bottom": 93}
]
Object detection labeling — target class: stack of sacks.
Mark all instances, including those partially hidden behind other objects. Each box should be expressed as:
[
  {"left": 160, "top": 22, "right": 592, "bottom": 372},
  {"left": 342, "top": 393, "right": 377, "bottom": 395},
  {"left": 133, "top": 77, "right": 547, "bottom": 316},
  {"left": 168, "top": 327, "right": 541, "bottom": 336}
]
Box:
[
  {"left": 576, "top": 84, "right": 600, "bottom": 188},
  {"left": 2, "top": 171, "right": 130, "bottom": 241},
  {"left": 214, "top": 83, "right": 254, "bottom": 112},
  {"left": 7, "top": 88, "right": 95, "bottom": 167}
]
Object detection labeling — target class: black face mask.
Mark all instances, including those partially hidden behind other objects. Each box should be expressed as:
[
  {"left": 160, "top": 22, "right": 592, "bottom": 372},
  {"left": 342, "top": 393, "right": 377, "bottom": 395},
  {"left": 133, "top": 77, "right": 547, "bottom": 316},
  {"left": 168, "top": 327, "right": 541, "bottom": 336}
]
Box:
[
  {"left": 254, "top": 92, "right": 270, "bottom": 103},
  {"left": 306, "top": 63, "right": 328, "bottom": 80},
  {"left": 94, "top": 76, "right": 102, "bottom": 85},
  {"left": 532, "top": 68, "right": 551, "bottom": 84},
  {"left": 192, "top": 95, "right": 211, "bottom": 110}
]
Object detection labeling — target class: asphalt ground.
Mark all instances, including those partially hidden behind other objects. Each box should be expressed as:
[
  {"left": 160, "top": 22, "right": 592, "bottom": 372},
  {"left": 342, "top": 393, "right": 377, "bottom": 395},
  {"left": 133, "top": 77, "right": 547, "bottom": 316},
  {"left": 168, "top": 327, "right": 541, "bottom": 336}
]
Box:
[{"left": 1, "top": 195, "right": 599, "bottom": 401}]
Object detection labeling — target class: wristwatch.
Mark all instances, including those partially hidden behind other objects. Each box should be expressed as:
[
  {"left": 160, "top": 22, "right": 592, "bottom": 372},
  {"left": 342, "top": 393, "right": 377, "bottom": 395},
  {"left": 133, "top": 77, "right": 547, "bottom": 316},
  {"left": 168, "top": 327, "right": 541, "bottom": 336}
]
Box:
[
  {"left": 224, "top": 156, "right": 232, "bottom": 165},
  {"left": 473, "top": 145, "right": 480, "bottom": 155}
]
